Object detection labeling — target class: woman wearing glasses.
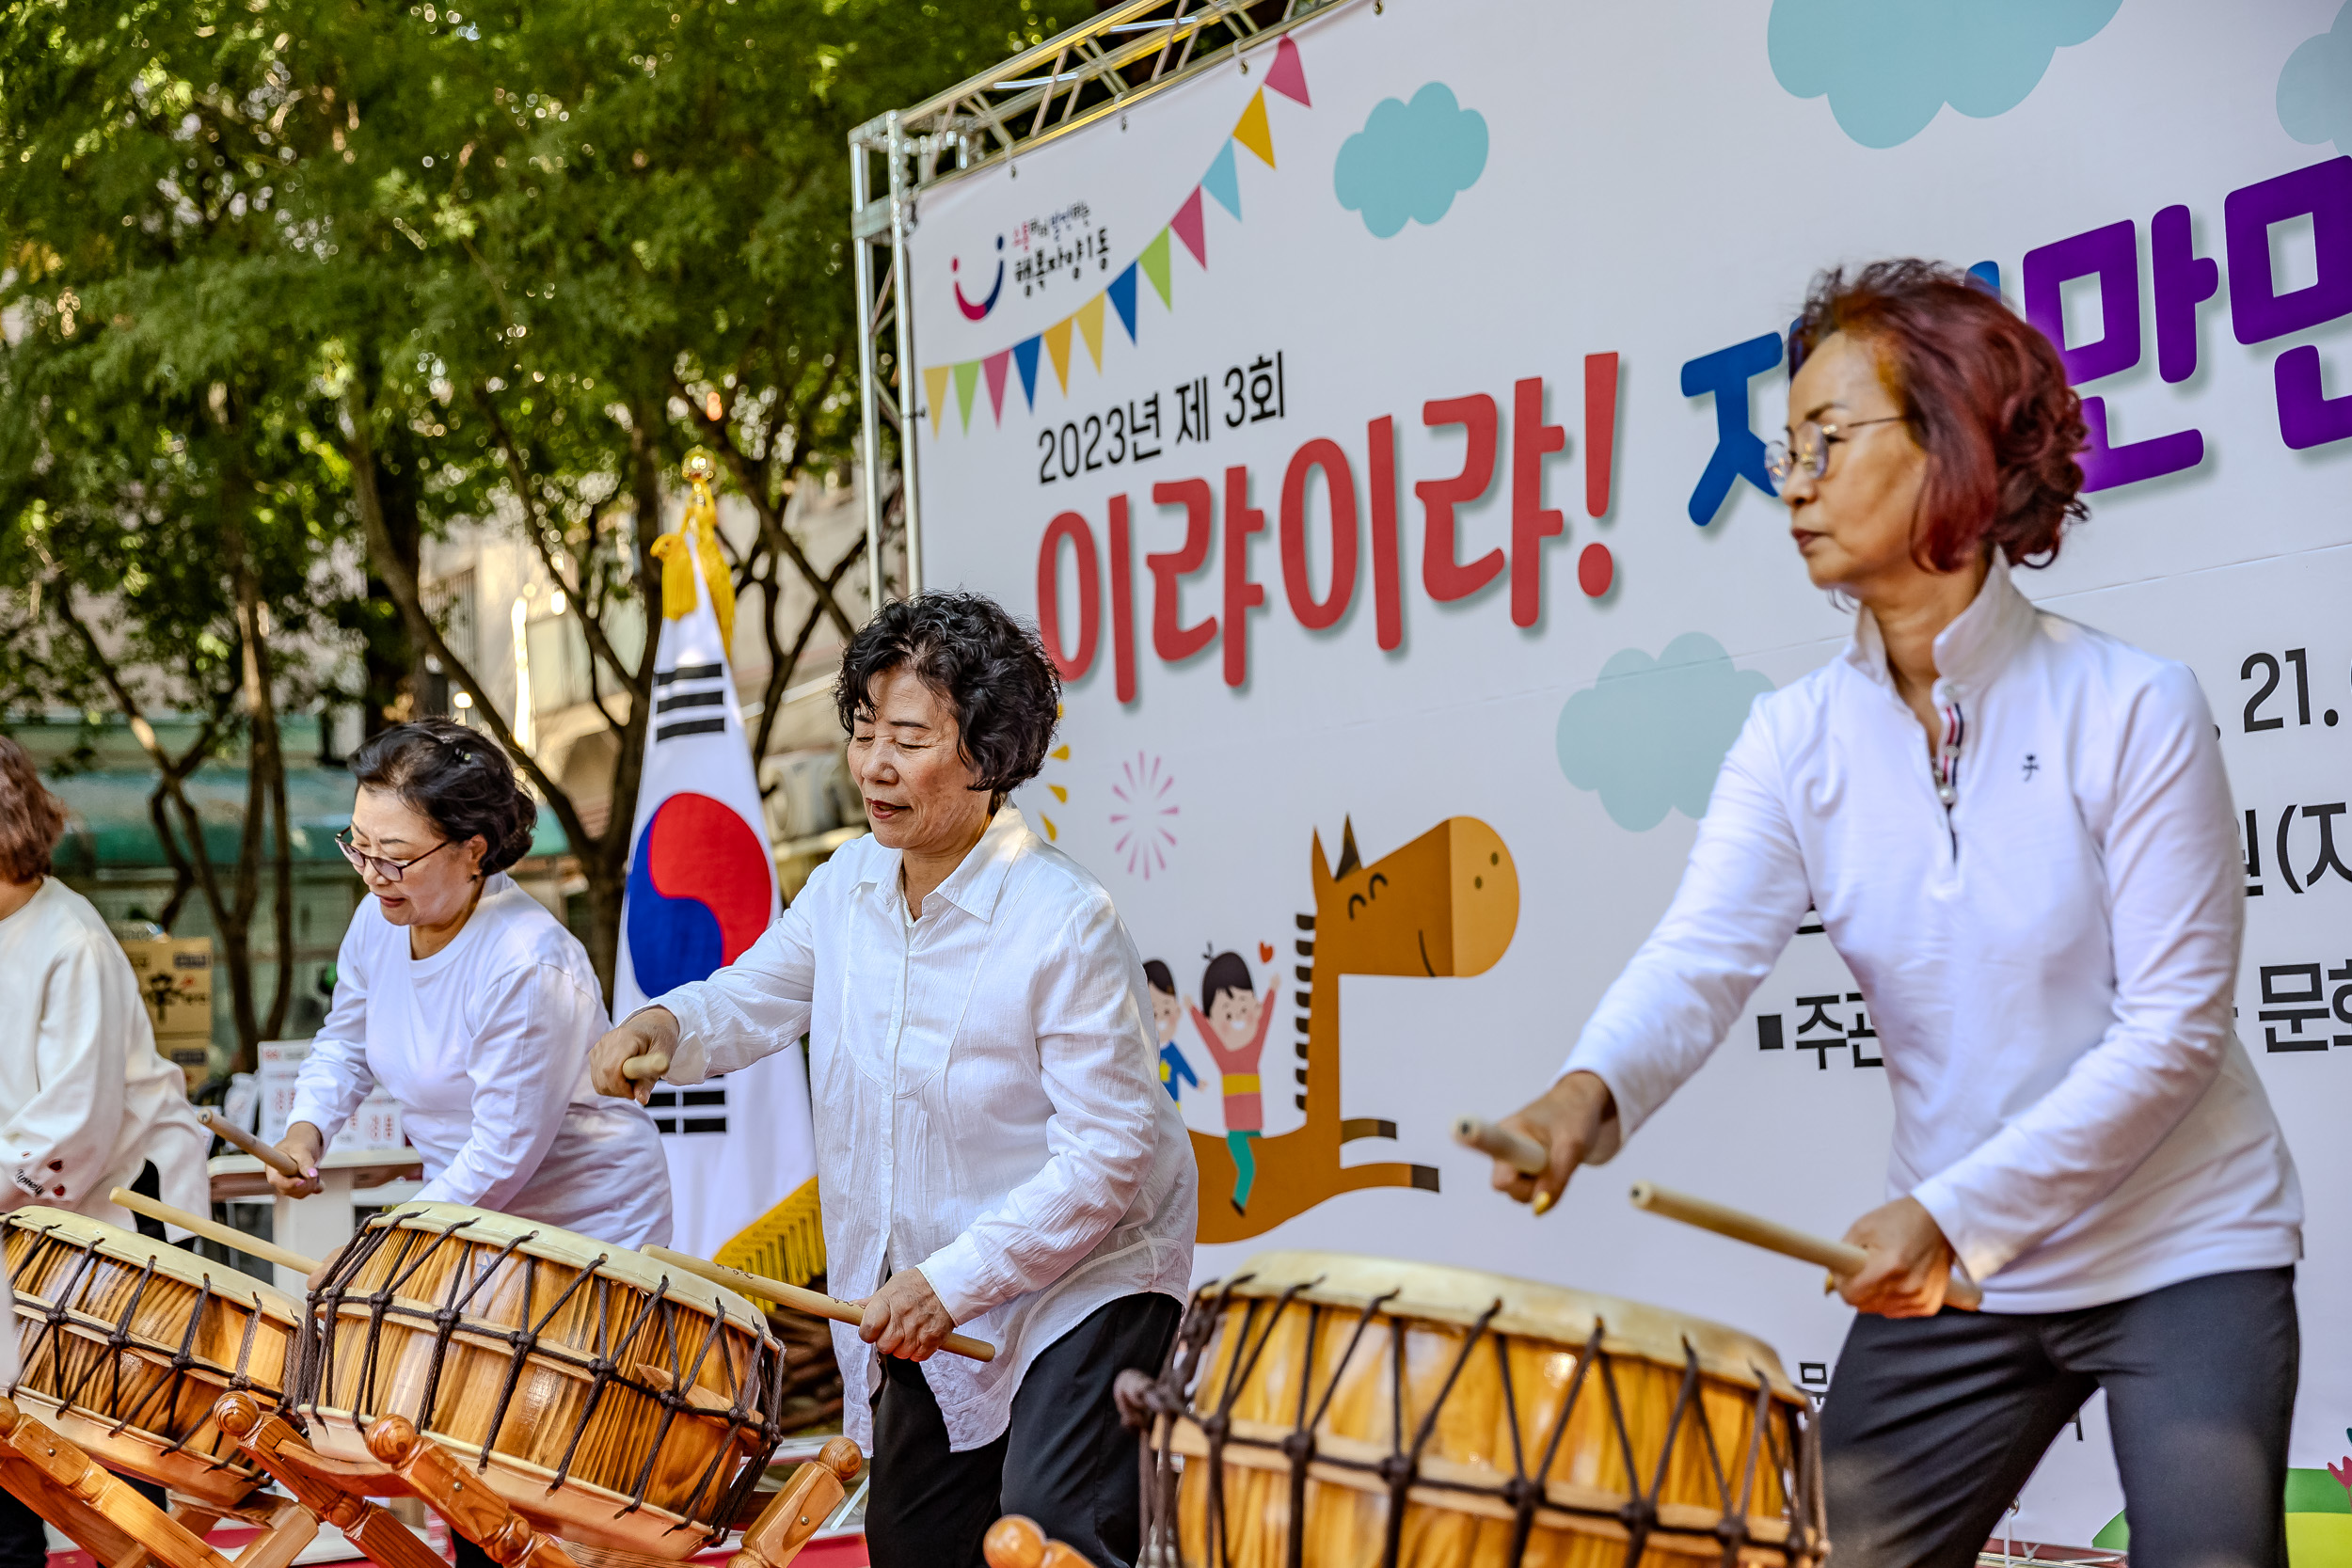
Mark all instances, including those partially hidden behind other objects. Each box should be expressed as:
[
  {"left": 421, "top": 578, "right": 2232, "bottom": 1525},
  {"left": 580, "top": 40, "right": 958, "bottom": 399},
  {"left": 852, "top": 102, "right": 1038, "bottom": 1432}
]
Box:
[
  {"left": 1486, "top": 261, "right": 2299, "bottom": 1568},
  {"left": 267, "top": 719, "right": 670, "bottom": 1251}
]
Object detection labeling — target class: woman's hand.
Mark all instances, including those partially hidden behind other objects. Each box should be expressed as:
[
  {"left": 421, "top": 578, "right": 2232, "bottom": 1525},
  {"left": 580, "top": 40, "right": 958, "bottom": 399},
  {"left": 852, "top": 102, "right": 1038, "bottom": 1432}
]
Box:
[
  {"left": 267, "top": 1123, "right": 326, "bottom": 1198},
  {"left": 589, "top": 1009, "right": 680, "bottom": 1104},
  {"left": 857, "top": 1268, "right": 958, "bottom": 1362},
  {"left": 1489, "top": 1071, "right": 1617, "bottom": 1214},
  {"left": 1836, "top": 1196, "right": 1958, "bottom": 1317}
]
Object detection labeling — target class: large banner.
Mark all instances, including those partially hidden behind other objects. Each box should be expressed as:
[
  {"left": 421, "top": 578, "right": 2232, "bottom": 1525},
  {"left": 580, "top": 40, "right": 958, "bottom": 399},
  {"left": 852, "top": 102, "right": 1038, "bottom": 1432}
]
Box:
[{"left": 908, "top": 0, "right": 2351, "bottom": 1542}]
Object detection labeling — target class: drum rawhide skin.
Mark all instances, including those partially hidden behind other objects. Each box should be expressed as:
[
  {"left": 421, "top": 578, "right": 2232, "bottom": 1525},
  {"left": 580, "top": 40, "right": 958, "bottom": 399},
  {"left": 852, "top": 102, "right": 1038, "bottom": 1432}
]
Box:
[
  {"left": 1129, "top": 1252, "right": 1826, "bottom": 1568},
  {"left": 3, "top": 1206, "right": 299, "bottom": 1508},
  {"left": 292, "top": 1204, "right": 787, "bottom": 1557}
]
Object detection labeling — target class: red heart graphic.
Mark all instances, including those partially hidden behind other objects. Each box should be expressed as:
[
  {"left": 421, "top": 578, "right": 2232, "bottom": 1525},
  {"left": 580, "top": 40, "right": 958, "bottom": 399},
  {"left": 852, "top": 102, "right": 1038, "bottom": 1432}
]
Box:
[{"left": 1258, "top": 942, "right": 1275, "bottom": 963}]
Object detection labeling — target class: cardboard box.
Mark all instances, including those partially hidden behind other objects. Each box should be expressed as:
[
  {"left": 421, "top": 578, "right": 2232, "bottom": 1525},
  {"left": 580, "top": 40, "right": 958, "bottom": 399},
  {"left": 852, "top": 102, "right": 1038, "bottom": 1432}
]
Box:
[
  {"left": 119, "top": 936, "right": 216, "bottom": 1091},
  {"left": 120, "top": 935, "right": 215, "bottom": 1034},
  {"left": 257, "top": 1039, "right": 406, "bottom": 1153}
]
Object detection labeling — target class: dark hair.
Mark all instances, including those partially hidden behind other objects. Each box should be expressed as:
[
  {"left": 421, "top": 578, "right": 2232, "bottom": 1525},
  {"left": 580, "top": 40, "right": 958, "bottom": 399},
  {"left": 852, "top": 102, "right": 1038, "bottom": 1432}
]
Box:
[
  {"left": 1789, "top": 259, "right": 2089, "bottom": 572},
  {"left": 349, "top": 719, "right": 536, "bottom": 875},
  {"left": 835, "top": 592, "right": 1061, "bottom": 805},
  {"left": 1143, "top": 958, "right": 1175, "bottom": 995},
  {"left": 1200, "top": 951, "right": 1253, "bottom": 1014},
  {"left": 0, "top": 736, "right": 66, "bottom": 882}
]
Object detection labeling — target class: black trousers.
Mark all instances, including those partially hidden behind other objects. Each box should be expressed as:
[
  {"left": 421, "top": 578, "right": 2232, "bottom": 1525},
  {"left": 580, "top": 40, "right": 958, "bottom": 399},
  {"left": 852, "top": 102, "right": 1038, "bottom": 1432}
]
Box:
[
  {"left": 1821, "top": 1266, "right": 2298, "bottom": 1568},
  {"left": 0, "top": 1165, "right": 181, "bottom": 1568},
  {"left": 865, "top": 1292, "right": 1181, "bottom": 1568}
]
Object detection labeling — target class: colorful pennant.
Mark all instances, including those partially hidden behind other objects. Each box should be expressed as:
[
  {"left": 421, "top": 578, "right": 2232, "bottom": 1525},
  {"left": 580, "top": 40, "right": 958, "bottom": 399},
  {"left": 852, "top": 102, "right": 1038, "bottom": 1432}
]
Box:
[{"left": 922, "top": 38, "right": 1312, "bottom": 436}]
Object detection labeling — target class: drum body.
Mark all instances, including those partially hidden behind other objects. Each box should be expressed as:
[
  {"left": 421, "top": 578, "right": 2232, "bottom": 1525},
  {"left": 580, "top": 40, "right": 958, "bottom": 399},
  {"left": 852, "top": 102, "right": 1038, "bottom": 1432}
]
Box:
[
  {"left": 292, "top": 1204, "right": 784, "bottom": 1557},
  {"left": 1141, "top": 1252, "right": 1825, "bottom": 1568},
  {"left": 3, "top": 1206, "right": 298, "bottom": 1508}
]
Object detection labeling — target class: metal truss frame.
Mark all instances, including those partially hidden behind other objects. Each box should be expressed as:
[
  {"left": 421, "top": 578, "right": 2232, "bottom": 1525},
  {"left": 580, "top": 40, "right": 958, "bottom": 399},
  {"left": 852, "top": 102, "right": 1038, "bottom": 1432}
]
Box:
[{"left": 849, "top": 0, "right": 1356, "bottom": 610}]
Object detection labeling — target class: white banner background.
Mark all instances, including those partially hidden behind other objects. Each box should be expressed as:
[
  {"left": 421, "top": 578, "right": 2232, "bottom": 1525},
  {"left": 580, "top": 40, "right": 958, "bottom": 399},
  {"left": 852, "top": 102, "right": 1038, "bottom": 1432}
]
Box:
[{"left": 906, "top": 0, "right": 2352, "bottom": 1542}]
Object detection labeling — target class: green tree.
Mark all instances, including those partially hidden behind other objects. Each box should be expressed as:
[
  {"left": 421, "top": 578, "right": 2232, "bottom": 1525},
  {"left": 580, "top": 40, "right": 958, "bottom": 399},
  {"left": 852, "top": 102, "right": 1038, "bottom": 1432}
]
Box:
[{"left": 0, "top": 0, "right": 1032, "bottom": 1003}]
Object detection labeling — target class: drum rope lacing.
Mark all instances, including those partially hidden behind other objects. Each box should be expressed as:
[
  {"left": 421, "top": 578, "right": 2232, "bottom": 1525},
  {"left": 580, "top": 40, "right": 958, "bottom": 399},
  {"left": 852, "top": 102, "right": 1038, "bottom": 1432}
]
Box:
[
  {"left": 294, "top": 1213, "right": 785, "bottom": 1545},
  {"left": 7, "top": 1222, "right": 275, "bottom": 1480},
  {"left": 1133, "top": 1274, "right": 1826, "bottom": 1568}
]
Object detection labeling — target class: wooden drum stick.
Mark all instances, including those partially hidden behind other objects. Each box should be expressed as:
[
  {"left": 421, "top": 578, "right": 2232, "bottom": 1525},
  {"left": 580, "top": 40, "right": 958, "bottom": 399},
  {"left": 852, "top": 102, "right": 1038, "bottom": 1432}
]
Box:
[
  {"left": 645, "top": 1245, "right": 998, "bottom": 1363},
  {"left": 623, "top": 1052, "right": 671, "bottom": 1082},
  {"left": 1454, "top": 1115, "right": 1562, "bottom": 1215},
  {"left": 1629, "top": 1181, "right": 1983, "bottom": 1309},
  {"left": 105, "top": 1187, "right": 320, "bottom": 1279},
  {"left": 195, "top": 1105, "right": 303, "bottom": 1178}
]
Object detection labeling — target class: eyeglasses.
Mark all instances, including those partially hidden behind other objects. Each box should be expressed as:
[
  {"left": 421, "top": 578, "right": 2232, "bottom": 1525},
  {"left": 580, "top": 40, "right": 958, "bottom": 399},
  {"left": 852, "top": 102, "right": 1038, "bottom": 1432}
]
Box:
[
  {"left": 1763, "top": 416, "right": 1907, "bottom": 486},
  {"left": 335, "top": 828, "right": 453, "bottom": 883}
]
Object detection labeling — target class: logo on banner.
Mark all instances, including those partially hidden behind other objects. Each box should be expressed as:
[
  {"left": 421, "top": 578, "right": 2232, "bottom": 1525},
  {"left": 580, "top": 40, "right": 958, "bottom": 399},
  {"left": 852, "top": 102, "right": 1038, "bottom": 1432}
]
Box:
[
  {"left": 953, "top": 234, "right": 1006, "bottom": 320},
  {"left": 624, "top": 790, "right": 771, "bottom": 993}
]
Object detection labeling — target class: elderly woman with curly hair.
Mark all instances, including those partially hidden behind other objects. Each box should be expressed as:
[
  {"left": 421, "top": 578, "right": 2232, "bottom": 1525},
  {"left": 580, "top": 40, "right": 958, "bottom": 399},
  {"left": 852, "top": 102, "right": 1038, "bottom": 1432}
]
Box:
[
  {"left": 593, "top": 593, "right": 1196, "bottom": 1568},
  {"left": 1486, "top": 262, "right": 2300, "bottom": 1568}
]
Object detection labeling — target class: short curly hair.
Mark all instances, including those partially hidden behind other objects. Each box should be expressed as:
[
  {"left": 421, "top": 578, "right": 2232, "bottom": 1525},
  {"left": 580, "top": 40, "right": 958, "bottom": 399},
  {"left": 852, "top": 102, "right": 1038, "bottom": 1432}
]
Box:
[
  {"left": 835, "top": 593, "right": 1061, "bottom": 804},
  {"left": 348, "top": 719, "right": 538, "bottom": 875},
  {"left": 0, "top": 735, "right": 67, "bottom": 882},
  {"left": 1790, "top": 259, "right": 2089, "bottom": 571}
]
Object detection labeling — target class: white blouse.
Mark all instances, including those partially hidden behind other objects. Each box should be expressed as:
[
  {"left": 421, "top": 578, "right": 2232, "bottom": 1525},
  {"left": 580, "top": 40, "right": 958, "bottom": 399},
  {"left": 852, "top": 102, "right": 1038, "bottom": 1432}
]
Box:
[
  {"left": 1564, "top": 567, "right": 2301, "bottom": 1311},
  {"left": 1, "top": 879, "right": 209, "bottom": 1235},
  {"left": 290, "top": 875, "right": 672, "bottom": 1249},
  {"left": 653, "top": 809, "right": 1198, "bottom": 1452}
]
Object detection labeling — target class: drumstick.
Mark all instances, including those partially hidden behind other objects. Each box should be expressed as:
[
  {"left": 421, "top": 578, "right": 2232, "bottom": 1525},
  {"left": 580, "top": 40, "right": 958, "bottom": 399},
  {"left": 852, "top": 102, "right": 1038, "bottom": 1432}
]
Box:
[
  {"left": 644, "top": 1245, "right": 998, "bottom": 1363},
  {"left": 623, "top": 1052, "right": 671, "bottom": 1081},
  {"left": 1629, "top": 1181, "right": 1983, "bottom": 1309},
  {"left": 1453, "top": 1115, "right": 1560, "bottom": 1214},
  {"left": 105, "top": 1186, "right": 320, "bottom": 1279},
  {"left": 195, "top": 1105, "right": 304, "bottom": 1178}
]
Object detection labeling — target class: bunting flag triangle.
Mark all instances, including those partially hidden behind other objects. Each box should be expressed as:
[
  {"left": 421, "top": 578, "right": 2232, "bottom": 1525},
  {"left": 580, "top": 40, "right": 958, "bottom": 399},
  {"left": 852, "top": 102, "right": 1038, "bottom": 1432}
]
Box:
[
  {"left": 982, "top": 350, "right": 1011, "bottom": 424},
  {"left": 952, "top": 360, "right": 982, "bottom": 431},
  {"left": 1169, "top": 187, "right": 1208, "bottom": 267},
  {"left": 1201, "top": 139, "right": 1242, "bottom": 219},
  {"left": 1107, "top": 264, "right": 1139, "bottom": 341},
  {"left": 1012, "top": 336, "right": 1042, "bottom": 409},
  {"left": 1074, "top": 294, "right": 1107, "bottom": 370},
  {"left": 1138, "top": 230, "right": 1174, "bottom": 308},
  {"left": 923, "top": 364, "right": 951, "bottom": 435},
  {"left": 1263, "top": 34, "right": 1310, "bottom": 105},
  {"left": 1042, "top": 316, "right": 1075, "bottom": 390},
  {"left": 1232, "top": 88, "right": 1276, "bottom": 167}
]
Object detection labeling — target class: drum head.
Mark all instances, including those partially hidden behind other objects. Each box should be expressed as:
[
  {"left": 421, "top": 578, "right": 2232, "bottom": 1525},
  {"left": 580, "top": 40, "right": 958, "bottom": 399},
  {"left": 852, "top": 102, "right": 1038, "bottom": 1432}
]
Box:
[{"left": 1216, "top": 1250, "right": 1800, "bottom": 1395}]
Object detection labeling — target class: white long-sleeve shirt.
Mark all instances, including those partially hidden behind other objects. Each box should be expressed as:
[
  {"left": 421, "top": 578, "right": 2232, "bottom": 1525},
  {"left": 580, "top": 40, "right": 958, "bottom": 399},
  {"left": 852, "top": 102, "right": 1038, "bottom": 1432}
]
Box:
[
  {"left": 653, "top": 808, "right": 1198, "bottom": 1451},
  {"left": 1564, "top": 566, "right": 2301, "bottom": 1311},
  {"left": 2, "top": 879, "right": 209, "bottom": 1236},
  {"left": 289, "top": 874, "right": 671, "bottom": 1249}
]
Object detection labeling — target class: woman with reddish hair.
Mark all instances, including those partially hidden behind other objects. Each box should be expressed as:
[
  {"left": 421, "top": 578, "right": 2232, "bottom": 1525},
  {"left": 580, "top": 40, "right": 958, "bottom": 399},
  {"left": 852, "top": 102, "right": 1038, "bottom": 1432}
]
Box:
[
  {"left": 0, "top": 735, "right": 212, "bottom": 1568},
  {"left": 1487, "top": 261, "right": 2299, "bottom": 1568}
]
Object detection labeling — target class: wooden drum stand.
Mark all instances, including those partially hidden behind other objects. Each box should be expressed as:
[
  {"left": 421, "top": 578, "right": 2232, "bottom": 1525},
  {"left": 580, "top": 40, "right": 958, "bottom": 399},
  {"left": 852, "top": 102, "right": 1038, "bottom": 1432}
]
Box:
[{"left": 56, "top": 1189, "right": 865, "bottom": 1568}]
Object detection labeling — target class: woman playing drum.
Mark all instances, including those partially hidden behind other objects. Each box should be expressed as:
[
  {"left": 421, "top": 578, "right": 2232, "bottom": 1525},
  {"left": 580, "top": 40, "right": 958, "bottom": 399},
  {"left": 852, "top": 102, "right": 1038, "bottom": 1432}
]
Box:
[
  {"left": 1488, "top": 261, "right": 2300, "bottom": 1568},
  {"left": 0, "top": 734, "right": 212, "bottom": 1567},
  {"left": 591, "top": 594, "right": 1197, "bottom": 1568},
  {"left": 267, "top": 720, "right": 671, "bottom": 1247}
]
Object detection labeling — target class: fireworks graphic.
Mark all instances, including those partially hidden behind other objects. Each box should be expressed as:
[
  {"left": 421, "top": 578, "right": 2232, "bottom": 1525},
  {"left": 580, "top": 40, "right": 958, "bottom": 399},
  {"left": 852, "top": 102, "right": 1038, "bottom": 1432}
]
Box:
[{"left": 1110, "top": 752, "right": 1180, "bottom": 879}]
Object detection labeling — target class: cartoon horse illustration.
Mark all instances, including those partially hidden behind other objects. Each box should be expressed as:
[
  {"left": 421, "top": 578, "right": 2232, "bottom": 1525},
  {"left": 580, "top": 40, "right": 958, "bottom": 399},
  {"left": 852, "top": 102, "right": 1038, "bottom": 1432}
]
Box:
[{"left": 1190, "top": 815, "right": 1518, "bottom": 1243}]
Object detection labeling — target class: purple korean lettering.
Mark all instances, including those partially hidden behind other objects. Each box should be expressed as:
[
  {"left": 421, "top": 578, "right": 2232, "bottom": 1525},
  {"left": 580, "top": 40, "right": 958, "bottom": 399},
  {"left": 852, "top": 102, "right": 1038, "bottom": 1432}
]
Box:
[
  {"left": 2023, "top": 218, "right": 2201, "bottom": 489},
  {"left": 2225, "top": 156, "right": 2352, "bottom": 451}
]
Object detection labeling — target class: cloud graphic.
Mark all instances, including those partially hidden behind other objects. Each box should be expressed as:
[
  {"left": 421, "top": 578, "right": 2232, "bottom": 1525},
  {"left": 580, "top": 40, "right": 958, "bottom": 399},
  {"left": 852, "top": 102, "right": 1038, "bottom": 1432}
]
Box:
[
  {"left": 1333, "top": 82, "right": 1487, "bottom": 239},
  {"left": 1767, "top": 0, "right": 2122, "bottom": 150},
  {"left": 2280, "top": 1, "right": 2352, "bottom": 154},
  {"left": 1556, "top": 634, "right": 1775, "bottom": 832}
]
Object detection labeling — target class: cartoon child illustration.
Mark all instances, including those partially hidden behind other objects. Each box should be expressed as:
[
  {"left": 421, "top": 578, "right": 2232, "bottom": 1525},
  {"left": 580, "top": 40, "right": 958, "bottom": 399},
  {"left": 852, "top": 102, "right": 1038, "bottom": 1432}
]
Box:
[
  {"left": 1144, "top": 958, "right": 1198, "bottom": 1104},
  {"left": 1188, "top": 949, "right": 1277, "bottom": 1215}
]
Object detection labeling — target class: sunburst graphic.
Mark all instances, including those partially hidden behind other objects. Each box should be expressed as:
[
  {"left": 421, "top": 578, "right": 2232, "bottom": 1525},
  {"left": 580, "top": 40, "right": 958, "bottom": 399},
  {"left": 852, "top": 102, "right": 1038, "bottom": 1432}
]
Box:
[
  {"left": 1109, "top": 752, "right": 1179, "bottom": 879},
  {"left": 1036, "top": 705, "right": 1072, "bottom": 842}
]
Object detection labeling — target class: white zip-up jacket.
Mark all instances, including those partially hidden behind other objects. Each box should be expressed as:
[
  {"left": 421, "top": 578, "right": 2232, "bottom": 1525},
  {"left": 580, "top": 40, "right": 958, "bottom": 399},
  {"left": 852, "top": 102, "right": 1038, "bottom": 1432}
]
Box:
[{"left": 1565, "top": 567, "right": 2301, "bottom": 1311}]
